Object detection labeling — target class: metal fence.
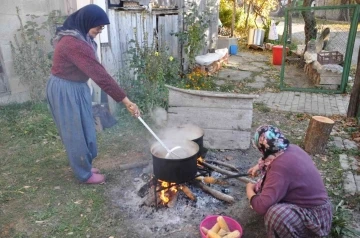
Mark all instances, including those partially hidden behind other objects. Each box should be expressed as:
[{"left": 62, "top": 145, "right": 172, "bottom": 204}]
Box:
[{"left": 278, "top": 4, "right": 359, "bottom": 94}]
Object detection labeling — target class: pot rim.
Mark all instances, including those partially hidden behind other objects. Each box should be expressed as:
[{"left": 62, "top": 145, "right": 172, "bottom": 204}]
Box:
[
  {"left": 162, "top": 124, "right": 204, "bottom": 141},
  {"left": 150, "top": 140, "right": 199, "bottom": 160}
]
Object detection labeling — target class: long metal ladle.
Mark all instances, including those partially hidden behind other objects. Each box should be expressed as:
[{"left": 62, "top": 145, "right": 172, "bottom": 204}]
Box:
[{"left": 137, "top": 116, "right": 182, "bottom": 158}]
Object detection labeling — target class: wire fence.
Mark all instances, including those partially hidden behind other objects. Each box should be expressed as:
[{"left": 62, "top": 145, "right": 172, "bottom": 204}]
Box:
[{"left": 279, "top": 4, "right": 359, "bottom": 94}]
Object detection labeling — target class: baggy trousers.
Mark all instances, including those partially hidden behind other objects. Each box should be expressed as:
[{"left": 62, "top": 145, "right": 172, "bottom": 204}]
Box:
[{"left": 46, "top": 75, "right": 97, "bottom": 182}]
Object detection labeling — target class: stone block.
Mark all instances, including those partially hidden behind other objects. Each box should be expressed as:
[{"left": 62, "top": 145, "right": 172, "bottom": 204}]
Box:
[
  {"left": 0, "top": 90, "right": 30, "bottom": 105},
  {"left": 166, "top": 85, "right": 258, "bottom": 150},
  {"left": 167, "top": 107, "right": 252, "bottom": 130},
  {"left": 217, "top": 37, "right": 238, "bottom": 50},
  {"left": 343, "top": 139, "right": 358, "bottom": 150},
  {"left": 344, "top": 171, "right": 356, "bottom": 196},
  {"left": 339, "top": 154, "right": 349, "bottom": 170},
  {"left": 168, "top": 86, "right": 256, "bottom": 109},
  {"left": 354, "top": 174, "right": 360, "bottom": 194},
  {"left": 348, "top": 156, "right": 358, "bottom": 170},
  {"left": 203, "top": 129, "right": 250, "bottom": 150}
]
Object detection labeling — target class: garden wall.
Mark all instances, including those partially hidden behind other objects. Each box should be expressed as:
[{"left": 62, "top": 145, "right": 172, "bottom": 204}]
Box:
[{"left": 166, "top": 85, "right": 258, "bottom": 150}]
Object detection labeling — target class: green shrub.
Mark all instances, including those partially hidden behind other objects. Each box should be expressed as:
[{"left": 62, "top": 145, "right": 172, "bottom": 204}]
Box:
[
  {"left": 219, "top": 0, "right": 242, "bottom": 28},
  {"left": 10, "top": 7, "right": 64, "bottom": 102},
  {"left": 121, "top": 26, "right": 181, "bottom": 113}
]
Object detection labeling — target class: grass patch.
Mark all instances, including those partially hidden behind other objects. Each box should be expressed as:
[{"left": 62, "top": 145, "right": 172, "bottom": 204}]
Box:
[{"left": 0, "top": 102, "right": 146, "bottom": 237}]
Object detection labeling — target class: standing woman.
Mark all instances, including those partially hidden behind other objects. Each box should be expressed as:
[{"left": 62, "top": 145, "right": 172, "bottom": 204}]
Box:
[
  {"left": 246, "top": 125, "right": 332, "bottom": 238},
  {"left": 47, "top": 4, "right": 140, "bottom": 184}
]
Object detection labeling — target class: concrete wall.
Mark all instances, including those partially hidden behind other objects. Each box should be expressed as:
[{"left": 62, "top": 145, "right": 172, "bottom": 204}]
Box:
[
  {"left": 166, "top": 85, "right": 258, "bottom": 150},
  {"left": 0, "top": 0, "right": 72, "bottom": 105}
]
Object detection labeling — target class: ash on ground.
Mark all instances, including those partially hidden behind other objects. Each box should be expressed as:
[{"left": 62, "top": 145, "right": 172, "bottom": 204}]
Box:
[{"left": 105, "top": 149, "right": 266, "bottom": 238}]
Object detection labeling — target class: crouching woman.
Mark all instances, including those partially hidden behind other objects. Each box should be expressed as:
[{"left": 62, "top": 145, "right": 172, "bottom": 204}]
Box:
[{"left": 246, "top": 125, "right": 332, "bottom": 238}]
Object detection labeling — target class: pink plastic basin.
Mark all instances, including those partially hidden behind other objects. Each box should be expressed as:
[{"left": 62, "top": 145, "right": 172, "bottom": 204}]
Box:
[{"left": 199, "top": 215, "right": 243, "bottom": 238}]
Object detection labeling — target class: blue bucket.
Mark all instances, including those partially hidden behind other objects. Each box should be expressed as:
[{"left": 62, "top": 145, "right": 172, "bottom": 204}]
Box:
[{"left": 230, "top": 45, "right": 238, "bottom": 55}]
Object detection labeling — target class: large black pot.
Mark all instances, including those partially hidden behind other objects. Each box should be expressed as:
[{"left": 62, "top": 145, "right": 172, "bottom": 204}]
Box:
[{"left": 151, "top": 140, "right": 199, "bottom": 184}]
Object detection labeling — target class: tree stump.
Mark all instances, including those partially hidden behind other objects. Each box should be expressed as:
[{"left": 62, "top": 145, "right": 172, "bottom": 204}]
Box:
[{"left": 304, "top": 116, "right": 335, "bottom": 154}]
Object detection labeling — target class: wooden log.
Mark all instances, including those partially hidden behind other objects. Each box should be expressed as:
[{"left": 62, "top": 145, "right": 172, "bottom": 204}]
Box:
[
  {"left": 195, "top": 176, "right": 229, "bottom": 186},
  {"left": 200, "top": 161, "right": 255, "bottom": 184},
  {"left": 167, "top": 190, "right": 179, "bottom": 208},
  {"left": 180, "top": 185, "right": 197, "bottom": 201},
  {"left": 194, "top": 181, "right": 235, "bottom": 203},
  {"left": 141, "top": 186, "right": 160, "bottom": 207},
  {"left": 137, "top": 177, "right": 156, "bottom": 198},
  {"left": 304, "top": 116, "right": 335, "bottom": 154},
  {"left": 205, "top": 160, "right": 240, "bottom": 172}
]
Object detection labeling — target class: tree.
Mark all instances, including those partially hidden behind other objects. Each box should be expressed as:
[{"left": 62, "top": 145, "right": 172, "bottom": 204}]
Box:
[
  {"left": 347, "top": 46, "right": 360, "bottom": 118},
  {"left": 347, "top": 0, "right": 360, "bottom": 118},
  {"left": 301, "top": 0, "right": 317, "bottom": 45},
  {"left": 339, "top": 0, "right": 350, "bottom": 21}
]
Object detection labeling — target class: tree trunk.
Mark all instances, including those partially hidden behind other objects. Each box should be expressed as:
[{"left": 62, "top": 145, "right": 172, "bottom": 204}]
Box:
[
  {"left": 339, "top": 0, "right": 350, "bottom": 21},
  {"left": 301, "top": 0, "right": 317, "bottom": 46},
  {"left": 288, "top": 0, "right": 292, "bottom": 43},
  {"left": 231, "top": 0, "right": 236, "bottom": 37},
  {"left": 347, "top": 46, "right": 360, "bottom": 117},
  {"left": 304, "top": 116, "right": 335, "bottom": 154}
]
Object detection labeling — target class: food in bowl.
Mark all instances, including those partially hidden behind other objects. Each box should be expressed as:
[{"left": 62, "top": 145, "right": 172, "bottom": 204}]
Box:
[{"left": 200, "top": 215, "right": 242, "bottom": 238}]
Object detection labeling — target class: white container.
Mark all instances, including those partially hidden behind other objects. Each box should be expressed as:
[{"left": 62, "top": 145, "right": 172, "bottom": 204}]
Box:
[{"left": 248, "top": 29, "right": 265, "bottom": 46}]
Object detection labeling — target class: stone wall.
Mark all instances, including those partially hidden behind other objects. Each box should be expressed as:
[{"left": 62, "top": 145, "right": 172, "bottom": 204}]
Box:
[{"left": 166, "top": 85, "right": 258, "bottom": 150}]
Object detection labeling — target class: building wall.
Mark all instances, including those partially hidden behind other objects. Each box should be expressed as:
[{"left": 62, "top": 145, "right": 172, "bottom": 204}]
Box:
[{"left": 0, "top": 0, "right": 73, "bottom": 105}]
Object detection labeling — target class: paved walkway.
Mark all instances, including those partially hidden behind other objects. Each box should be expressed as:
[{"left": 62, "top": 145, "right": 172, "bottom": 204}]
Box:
[
  {"left": 255, "top": 91, "right": 350, "bottom": 116},
  {"left": 219, "top": 52, "right": 351, "bottom": 116}
]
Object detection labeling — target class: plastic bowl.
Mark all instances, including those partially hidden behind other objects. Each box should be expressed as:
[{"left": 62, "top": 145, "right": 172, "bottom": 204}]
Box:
[{"left": 199, "top": 215, "right": 243, "bottom": 238}]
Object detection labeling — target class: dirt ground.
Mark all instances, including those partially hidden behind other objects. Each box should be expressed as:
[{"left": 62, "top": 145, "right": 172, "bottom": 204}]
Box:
[{"left": 94, "top": 108, "right": 312, "bottom": 238}]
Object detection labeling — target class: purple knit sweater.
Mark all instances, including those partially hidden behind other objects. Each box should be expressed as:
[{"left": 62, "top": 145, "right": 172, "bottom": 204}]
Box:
[
  {"left": 51, "top": 35, "right": 126, "bottom": 102},
  {"left": 250, "top": 145, "right": 329, "bottom": 215}
]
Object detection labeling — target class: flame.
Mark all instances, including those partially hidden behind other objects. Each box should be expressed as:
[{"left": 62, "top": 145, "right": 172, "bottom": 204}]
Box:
[
  {"left": 158, "top": 180, "right": 177, "bottom": 204},
  {"left": 197, "top": 156, "right": 204, "bottom": 166}
]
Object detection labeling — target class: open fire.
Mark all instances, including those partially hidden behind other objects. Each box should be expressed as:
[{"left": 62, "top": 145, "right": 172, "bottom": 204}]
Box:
[
  {"left": 158, "top": 180, "right": 177, "bottom": 204},
  {"left": 139, "top": 156, "right": 255, "bottom": 208}
]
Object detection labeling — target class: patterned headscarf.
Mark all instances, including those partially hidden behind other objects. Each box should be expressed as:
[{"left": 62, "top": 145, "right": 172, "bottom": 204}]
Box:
[
  {"left": 253, "top": 125, "right": 290, "bottom": 193},
  {"left": 254, "top": 125, "right": 289, "bottom": 160}
]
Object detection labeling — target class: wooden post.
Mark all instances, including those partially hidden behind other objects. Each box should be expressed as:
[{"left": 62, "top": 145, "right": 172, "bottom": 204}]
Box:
[{"left": 304, "top": 116, "right": 335, "bottom": 154}]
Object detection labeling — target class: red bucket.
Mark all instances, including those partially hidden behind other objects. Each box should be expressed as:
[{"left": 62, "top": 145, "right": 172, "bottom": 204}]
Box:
[
  {"left": 199, "top": 215, "right": 243, "bottom": 238},
  {"left": 272, "top": 45, "right": 288, "bottom": 65}
]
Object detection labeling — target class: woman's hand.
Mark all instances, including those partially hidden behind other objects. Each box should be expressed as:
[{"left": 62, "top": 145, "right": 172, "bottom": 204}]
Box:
[
  {"left": 246, "top": 183, "right": 256, "bottom": 201},
  {"left": 247, "top": 164, "right": 260, "bottom": 177},
  {"left": 122, "top": 97, "right": 140, "bottom": 117}
]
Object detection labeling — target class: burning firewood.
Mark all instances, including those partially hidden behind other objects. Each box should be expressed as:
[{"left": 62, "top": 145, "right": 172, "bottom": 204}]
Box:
[
  {"left": 180, "top": 185, "right": 197, "bottom": 201},
  {"left": 137, "top": 177, "right": 156, "bottom": 198},
  {"left": 167, "top": 190, "right": 179, "bottom": 208},
  {"left": 141, "top": 185, "right": 161, "bottom": 207},
  {"left": 194, "top": 181, "right": 235, "bottom": 203},
  {"left": 195, "top": 176, "right": 228, "bottom": 186}
]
